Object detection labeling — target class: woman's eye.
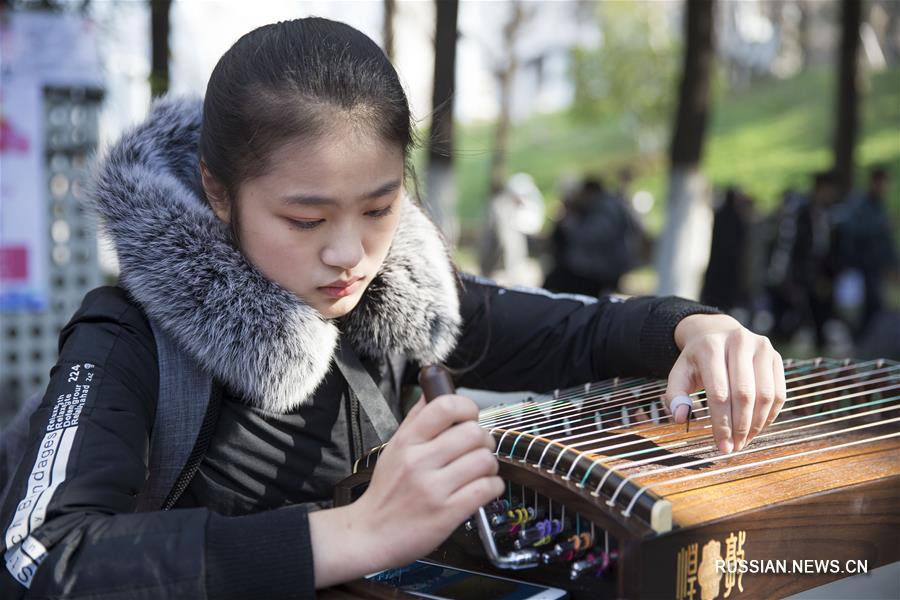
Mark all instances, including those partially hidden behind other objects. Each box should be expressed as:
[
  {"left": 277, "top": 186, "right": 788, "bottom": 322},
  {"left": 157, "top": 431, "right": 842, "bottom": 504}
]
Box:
[
  {"left": 366, "top": 206, "right": 393, "bottom": 219},
  {"left": 288, "top": 219, "right": 323, "bottom": 230}
]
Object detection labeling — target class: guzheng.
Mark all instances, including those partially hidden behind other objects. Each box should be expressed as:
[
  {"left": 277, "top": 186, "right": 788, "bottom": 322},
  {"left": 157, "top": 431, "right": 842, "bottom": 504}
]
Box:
[{"left": 333, "top": 358, "right": 900, "bottom": 599}]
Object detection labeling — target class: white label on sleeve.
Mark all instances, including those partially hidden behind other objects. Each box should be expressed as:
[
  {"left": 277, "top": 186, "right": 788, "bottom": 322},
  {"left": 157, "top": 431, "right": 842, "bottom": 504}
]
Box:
[
  {"left": 4, "top": 535, "right": 47, "bottom": 588},
  {"left": 4, "top": 363, "right": 94, "bottom": 550}
]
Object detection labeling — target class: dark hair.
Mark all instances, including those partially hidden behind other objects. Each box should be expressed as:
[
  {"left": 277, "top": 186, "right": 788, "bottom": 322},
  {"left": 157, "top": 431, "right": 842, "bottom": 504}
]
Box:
[
  {"left": 723, "top": 185, "right": 739, "bottom": 206},
  {"left": 199, "top": 17, "right": 417, "bottom": 210},
  {"left": 582, "top": 177, "right": 605, "bottom": 195},
  {"left": 813, "top": 170, "right": 837, "bottom": 189},
  {"left": 870, "top": 164, "right": 889, "bottom": 181}
]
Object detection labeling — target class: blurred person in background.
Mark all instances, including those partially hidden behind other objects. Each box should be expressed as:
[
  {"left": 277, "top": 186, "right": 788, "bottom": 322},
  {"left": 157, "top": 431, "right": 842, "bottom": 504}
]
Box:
[
  {"left": 792, "top": 170, "right": 841, "bottom": 351},
  {"left": 478, "top": 172, "right": 545, "bottom": 286},
  {"left": 614, "top": 166, "right": 634, "bottom": 204},
  {"left": 764, "top": 173, "right": 844, "bottom": 352},
  {"left": 763, "top": 187, "right": 806, "bottom": 344},
  {"left": 701, "top": 186, "right": 755, "bottom": 317},
  {"left": 837, "top": 165, "right": 900, "bottom": 341},
  {"left": 543, "top": 176, "right": 644, "bottom": 297},
  {"left": 612, "top": 166, "right": 653, "bottom": 267}
]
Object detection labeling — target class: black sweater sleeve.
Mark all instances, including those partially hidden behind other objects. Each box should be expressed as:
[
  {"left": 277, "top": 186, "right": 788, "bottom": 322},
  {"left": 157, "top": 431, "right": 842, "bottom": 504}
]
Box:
[
  {"left": 442, "top": 275, "right": 721, "bottom": 392},
  {"left": 0, "top": 287, "right": 315, "bottom": 599}
]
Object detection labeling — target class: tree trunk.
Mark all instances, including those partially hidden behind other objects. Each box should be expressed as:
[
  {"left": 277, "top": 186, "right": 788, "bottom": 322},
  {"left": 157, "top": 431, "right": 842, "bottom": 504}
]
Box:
[
  {"left": 656, "top": 0, "right": 716, "bottom": 299},
  {"left": 885, "top": 0, "right": 900, "bottom": 65},
  {"left": 833, "top": 0, "right": 863, "bottom": 195},
  {"left": 488, "top": 1, "right": 526, "bottom": 197},
  {"left": 656, "top": 169, "right": 714, "bottom": 299},
  {"left": 799, "top": 0, "right": 812, "bottom": 69},
  {"left": 425, "top": 0, "right": 459, "bottom": 242},
  {"left": 150, "top": 0, "right": 172, "bottom": 98},
  {"left": 383, "top": 0, "right": 396, "bottom": 62}
]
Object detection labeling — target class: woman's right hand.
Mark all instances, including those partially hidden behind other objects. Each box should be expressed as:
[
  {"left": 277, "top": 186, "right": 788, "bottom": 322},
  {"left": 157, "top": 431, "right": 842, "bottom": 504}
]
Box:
[{"left": 309, "top": 394, "right": 504, "bottom": 588}]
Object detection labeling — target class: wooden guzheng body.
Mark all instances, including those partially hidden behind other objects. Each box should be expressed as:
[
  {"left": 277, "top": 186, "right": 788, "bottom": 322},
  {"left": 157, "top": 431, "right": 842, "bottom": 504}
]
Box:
[{"left": 334, "top": 358, "right": 900, "bottom": 599}]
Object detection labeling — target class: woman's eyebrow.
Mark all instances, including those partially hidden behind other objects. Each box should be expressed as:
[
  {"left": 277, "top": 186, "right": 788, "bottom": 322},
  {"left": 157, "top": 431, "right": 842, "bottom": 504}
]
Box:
[{"left": 280, "top": 179, "right": 401, "bottom": 206}]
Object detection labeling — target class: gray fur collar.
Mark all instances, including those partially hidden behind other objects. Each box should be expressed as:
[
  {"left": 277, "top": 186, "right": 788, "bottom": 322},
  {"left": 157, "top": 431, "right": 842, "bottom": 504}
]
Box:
[{"left": 89, "top": 95, "right": 461, "bottom": 413}]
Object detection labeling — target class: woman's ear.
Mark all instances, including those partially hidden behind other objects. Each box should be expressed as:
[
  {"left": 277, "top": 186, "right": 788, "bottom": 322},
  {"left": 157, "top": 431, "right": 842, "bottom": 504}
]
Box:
[{"left": 200, "top": 160, "right": 231, "bottom": 224}]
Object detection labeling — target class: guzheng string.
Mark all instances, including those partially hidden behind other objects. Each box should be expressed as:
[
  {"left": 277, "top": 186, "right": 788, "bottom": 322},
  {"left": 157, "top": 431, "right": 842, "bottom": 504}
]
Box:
[
  {"left": 534, "top": 369, "right": 900, "bottom": 469},
  {"left": 510, "top": 378, "right": 898, "bottom": 475},
  {"left": 483, "top": 362, "right": 898, "bottom": 469},
  {"left": 470, "top": 359, "right": 899, "bottom": 525},
  {"left": 562, "top": 393, "right": 897, "bottom": 487},
  {"left": 604, "top": 407, "right": 900, "bottom": 501},
  {"left": 480, "top": 359, "right": 885, "bottom": 430},
  {"left": 494, "top": 366, "right": 898, "bottom": 472},
  {"left": 528, "top": 389, "right": 899, "bottom": 516},
  {"left": 479, "top": 364, "right": 855, "bottom": 444},
  {"left": 572, "top": 391, "right": 900, "bottom": 486},
  {"left": 482, "top": 360, "right": 896, "bottom": 443},
  {"left": 480, "top": 358, "right": 886, "bottom": 427},
  {"left": 546, "top": 388, "right": 899, "bottom": 487},
  {"left": 620, "top": 428, "right": 900, "bottom": 518}
]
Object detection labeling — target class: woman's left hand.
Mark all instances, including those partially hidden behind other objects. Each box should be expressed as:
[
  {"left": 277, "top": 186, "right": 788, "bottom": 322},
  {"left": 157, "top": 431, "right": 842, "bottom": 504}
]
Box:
[{"left": 665, "top": 314, "right": 787, "bottom": 454}]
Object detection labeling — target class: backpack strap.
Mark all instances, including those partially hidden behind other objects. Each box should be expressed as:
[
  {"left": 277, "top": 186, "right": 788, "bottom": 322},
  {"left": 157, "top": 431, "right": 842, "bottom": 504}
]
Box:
[
  {"left": 0, "top": 322, "right": 215, "bottom": 513},
  {"left": 135, "top": 320, "right": 213, "bottom": 511},
  {"left": 333, "top": 338, "right": 399, "bottom": 444}
]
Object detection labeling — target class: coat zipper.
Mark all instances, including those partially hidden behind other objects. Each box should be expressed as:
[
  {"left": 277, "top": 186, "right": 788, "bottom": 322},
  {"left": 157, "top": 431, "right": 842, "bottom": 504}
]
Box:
[{"left": 349, "top": 389, "right": 363, "bottom": 465}]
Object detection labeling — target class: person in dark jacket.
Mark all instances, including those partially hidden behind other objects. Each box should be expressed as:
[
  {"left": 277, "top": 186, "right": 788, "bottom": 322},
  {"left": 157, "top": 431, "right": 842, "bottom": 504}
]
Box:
[
  {"left": 792, "top": 171, "right": 841, "bottom": 350},
  {"left": 701, "top": 187, "right": 755, "bottom": 312},
  {"left": 838, "top": 166, "right": 899, "bottom": 339},
  {"left": 0, "top": 18, "right": 786, "bottom": 599},
  {"left": 543, "top": 177, "right": 644, "bottom": 296}
]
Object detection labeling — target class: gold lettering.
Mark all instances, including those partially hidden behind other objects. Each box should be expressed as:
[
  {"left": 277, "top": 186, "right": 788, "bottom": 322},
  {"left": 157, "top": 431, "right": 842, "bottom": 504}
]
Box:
[
  {"left": 723, "top": 531, "right": 747, "bottom": 597},
  {"left": 676, "top": 543, "right": 699, "bottom": 600}
]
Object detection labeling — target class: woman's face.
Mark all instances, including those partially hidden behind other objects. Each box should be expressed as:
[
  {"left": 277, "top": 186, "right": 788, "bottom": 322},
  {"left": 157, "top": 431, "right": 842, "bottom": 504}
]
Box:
[{"left": 206, "top": 127, "right": 405, "bottom": 319}]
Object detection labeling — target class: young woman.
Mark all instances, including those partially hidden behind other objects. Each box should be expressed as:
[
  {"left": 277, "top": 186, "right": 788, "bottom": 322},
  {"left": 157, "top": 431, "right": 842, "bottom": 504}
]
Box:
[{"left": 0, "top": 18, "right": 785, "bottom": 599}]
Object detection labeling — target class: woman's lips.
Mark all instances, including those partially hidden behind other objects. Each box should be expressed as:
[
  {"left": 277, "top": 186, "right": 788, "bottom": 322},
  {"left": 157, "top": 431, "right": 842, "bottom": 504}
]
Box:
[{"left": 318, "top": 278, "right": 363, "bottom": 299}]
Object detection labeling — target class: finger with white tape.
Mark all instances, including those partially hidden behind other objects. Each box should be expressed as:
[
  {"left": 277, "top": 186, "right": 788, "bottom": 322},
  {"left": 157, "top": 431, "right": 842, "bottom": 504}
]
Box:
[{"left": 669, "top": 394, "right": 693, "bottom": 425}]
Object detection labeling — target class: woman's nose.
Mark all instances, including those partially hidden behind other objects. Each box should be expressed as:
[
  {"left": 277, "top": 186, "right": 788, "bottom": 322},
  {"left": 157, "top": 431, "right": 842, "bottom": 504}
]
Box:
[{"left": 321, "top": 227, "right": 364, "bottom": 270}]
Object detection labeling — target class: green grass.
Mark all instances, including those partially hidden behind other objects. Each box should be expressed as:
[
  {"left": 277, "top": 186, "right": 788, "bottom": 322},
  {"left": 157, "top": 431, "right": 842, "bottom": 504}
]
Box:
[{"left": 421, "top": 66, "right": 900, "bottom": 238}]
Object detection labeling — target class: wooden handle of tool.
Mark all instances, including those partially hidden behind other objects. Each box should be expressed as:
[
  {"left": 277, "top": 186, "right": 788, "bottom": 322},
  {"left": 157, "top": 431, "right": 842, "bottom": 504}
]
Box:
[{"left": 418, "top": 365, "right": 456, "bottom": 401}]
